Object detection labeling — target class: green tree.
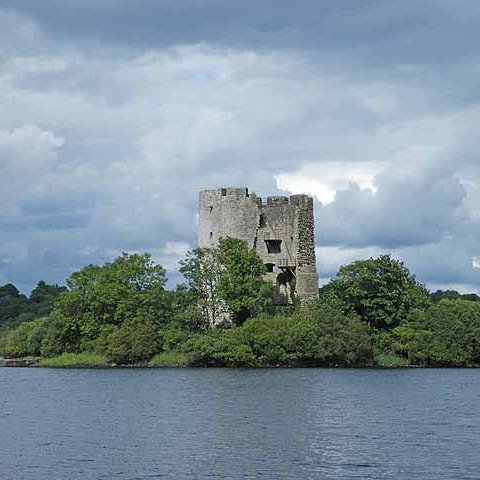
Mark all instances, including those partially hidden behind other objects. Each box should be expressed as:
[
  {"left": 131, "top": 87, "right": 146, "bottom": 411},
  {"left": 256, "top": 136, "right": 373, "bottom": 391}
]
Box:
[
  {"left": 65, "top": 252, "right": 168, "bottom": 326},
  {"left": 168, "top": 284, "right": 205, "bottom": 331},
  {"left": 325, "top": 255, "right": 430, "bottom": 329},
  {"left": 180, "top": 238, "right": 274, "bottom": 327},
  {"left": 107, "top": 315, "right": 159, "bottom": 364},
  {"left": 1, "top": 253, "right": 170, "bottom": 358},
  {"left": 0, "top": 282, "right": 66, "bottom": 331},
  {"left": 0, "top": 284, "right": 29, "bottom": 330},
  {"left": 29, "top": 281, "right": 67, "bottom": 317},
  {"left": 180, "top": 247, "right": 223, "bottom": 327},
  {"left": 216, "top": 237, "right": 274, "bottom": 325},
  {"left": 50, "top": 252, "right": 170, "bottom": 349},
  {"left": 388, "top": 299, "right": 480, "bottom": 366},
  {"left": 430, "top": 289, "right": 480, "bottom": 303}
]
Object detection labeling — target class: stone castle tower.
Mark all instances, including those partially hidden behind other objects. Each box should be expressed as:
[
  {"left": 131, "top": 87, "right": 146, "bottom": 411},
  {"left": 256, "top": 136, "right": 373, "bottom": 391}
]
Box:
[{"left": 198, "top": 187, "right": 318, "bottom": 305}]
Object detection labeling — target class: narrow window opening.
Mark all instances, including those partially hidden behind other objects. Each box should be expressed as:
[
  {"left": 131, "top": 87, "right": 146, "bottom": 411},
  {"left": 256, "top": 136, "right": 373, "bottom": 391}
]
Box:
[
  {"left": 259, "top": 213, "right": 266, "bottom": 228},
  {"left": 209, "top": 232, "right": 213, "bottom": 239},
  {"left": 265, "top": 263, "right": 275, "bottom": 273},
  {"left": 221, "top": 188, "right": 227, "bottom": 196},
  {"left": 209, "top": 206, "right": 213, "bottom": 213},
  {"left": 265, "top": 239, "right": 282, "bottom": 254}
]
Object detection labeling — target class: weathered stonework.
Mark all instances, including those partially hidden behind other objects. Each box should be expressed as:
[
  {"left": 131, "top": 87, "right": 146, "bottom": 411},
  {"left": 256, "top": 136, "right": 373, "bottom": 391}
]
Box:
[{"left": 198, "top": 187, "right": 318, "bottom": 306}]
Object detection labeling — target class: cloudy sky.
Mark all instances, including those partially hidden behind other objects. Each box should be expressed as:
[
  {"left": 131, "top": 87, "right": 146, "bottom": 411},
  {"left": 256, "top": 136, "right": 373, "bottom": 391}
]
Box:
[{"left": 1, "top": 0, "right": 479, "bottom": 293}]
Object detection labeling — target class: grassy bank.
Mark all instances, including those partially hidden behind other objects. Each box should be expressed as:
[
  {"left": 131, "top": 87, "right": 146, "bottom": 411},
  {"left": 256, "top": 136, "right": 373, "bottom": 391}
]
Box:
[
  {"left": 40, "top": 352, "right": 109, "bottom": 368},
  {"left": 38, "top": 351, "right": 190, "bottom": 368},
  {"left": 149, "top": 351, "right": 190, "bottom": 367},
  {"left": 374, "top": 353, "right": 409, "bottom": 367}
]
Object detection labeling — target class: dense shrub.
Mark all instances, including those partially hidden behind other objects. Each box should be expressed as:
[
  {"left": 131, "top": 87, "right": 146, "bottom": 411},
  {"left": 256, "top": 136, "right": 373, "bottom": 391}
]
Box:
[
  {"left": 80, "top": 324, "right": 117, "bottom": 354},
  {"left": 158, "top": 326, "right": 193, "bottom": 352},
  {"left": 106, "top": 316, "right": 160, "bottom": 364},
  {"left": 183, "top": 302, "right": 373, "bottom": 367},
  {"left": 1, "top": 318, "right": 47, "bottom": 358},
  {"left": 40, "top": 312, "right": 82, "bottom": 357},
  {"left": 386, "top": 300, "right": 480, "bottom": 366}
]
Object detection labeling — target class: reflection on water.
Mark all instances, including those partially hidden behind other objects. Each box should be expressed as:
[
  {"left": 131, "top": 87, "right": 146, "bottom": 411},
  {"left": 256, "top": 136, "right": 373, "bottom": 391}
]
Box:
[{"left": 1, "top": 368, "right": 479, "bottom": 479}]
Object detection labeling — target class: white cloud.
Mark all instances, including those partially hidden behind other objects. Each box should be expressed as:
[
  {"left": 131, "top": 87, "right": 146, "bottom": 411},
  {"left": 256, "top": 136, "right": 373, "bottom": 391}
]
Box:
[
  {"left": 473, "top": 257, "right": 480, "bottom": 269},
  {"left": 0, "top": 6, "right": 479, "bottom": 294},
  {"left": 276, "top": 161, "right": 387, "bottom": 205}
]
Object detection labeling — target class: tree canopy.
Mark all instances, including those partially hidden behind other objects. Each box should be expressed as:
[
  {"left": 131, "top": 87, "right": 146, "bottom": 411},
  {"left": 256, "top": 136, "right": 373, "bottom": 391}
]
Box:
[
  {"left": 2, "top": 250, "right": 480, "bottom": 368},
  {"left": 386, "top": 300, "right": 480, "bottom": 366},
  {"left": 0, "top": 281, "right": 65, "bottom": 331},
  {"left": 180, "top": 237, "right": 274, "bottom": 326},
  {"left": 323, "top": 255, "right": 430, "bottom": 329}
]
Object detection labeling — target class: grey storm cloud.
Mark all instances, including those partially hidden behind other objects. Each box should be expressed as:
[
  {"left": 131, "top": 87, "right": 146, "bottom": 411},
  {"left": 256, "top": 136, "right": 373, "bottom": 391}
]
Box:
[{"left": 0, "top": 0, "right": 479, "bottom": 293}]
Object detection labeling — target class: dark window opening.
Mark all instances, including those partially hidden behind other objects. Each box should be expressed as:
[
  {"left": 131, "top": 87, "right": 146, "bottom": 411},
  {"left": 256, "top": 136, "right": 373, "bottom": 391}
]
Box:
[
  {"left": 259, "top": 213, "right": 266, "bottom": 228},
  {"left": 265, "top": 263, "right": 275, "bottom": 273},
  {"left": 265, "top": 239, "right": 282, "bottom": 254},
  {"left": 275, "top": 272, "right": 288, "bottom": 305},
  {"left": 209, "top": 206, "right": 213, "bottom": 213},
  {"left": 221, "top": 188, "right": 227, "bottom": 196},
  {"left": 209, "top": 232, "right": 213, "bottom": 239}
]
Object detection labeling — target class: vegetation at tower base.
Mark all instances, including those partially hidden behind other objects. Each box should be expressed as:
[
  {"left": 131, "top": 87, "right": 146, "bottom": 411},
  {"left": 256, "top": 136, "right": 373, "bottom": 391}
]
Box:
[
  {"left": 1, "top": 249, "right": 480, "bottom": 368},
  {"left": 182, "top": 301, "right": 373, "bottom": 367},
  {"left": 180, "top": 237, "right": 274, "bottom": 327},
  {"left": 321, "top": 255, "right": 430, "bottom": 330}
]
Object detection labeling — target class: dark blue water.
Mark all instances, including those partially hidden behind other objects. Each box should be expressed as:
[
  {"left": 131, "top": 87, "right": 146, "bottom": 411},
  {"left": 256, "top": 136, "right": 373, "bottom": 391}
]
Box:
[{"left": 1, "top": 368, "right": 479, "bottom": 479}]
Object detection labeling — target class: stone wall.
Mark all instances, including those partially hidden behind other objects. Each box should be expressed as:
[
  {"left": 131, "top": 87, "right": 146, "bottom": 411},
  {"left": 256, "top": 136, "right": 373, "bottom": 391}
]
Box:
[
  {"left": 199, "top": 187, "right": 260, "bottom": 250},
  {"left": 198, "top": 187, "right": 318, "bottom": 306}
]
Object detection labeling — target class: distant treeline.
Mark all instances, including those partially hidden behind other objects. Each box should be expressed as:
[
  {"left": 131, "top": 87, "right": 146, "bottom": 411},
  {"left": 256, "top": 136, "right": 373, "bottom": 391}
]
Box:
[
  {"left": 429, "top": 290, "right": 480, "bottom": 303},
  {"left": 0, "top": 282, "right": 66, "bottom": 331},
  {"left": 1, "top": 240, "right": 480, "bottom": 368}
]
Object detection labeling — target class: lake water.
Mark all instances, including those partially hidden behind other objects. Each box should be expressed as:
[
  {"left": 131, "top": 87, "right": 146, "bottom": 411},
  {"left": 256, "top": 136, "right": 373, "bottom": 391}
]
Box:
[{"left": 1, "top": 368, "right": 479, "bottom": 479}]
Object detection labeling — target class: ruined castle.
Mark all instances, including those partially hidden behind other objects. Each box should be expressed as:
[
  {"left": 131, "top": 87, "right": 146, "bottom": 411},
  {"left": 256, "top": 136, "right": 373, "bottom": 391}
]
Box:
[{"left": 198, "top": 187, "right": 318, "bottom": 305}]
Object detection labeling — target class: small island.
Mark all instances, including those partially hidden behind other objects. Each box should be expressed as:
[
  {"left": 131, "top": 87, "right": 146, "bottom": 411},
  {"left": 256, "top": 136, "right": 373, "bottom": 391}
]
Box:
[
  {"left": 2, "top": 186, "right": 480, "bottom": 369},
  {"left": 1, "top": 244, "right": 479, "bottom": 368}
]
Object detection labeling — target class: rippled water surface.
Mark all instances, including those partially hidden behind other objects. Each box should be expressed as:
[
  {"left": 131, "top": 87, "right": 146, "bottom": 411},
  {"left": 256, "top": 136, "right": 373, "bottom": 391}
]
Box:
[{"left": 1, "top": 368, "right": 479, "bottom": 479}]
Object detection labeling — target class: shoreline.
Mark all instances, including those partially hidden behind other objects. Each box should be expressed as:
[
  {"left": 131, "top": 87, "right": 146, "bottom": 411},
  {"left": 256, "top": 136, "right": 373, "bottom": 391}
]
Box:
[{"left": 1, "top": 356, "right": 476, "bottom": 369}]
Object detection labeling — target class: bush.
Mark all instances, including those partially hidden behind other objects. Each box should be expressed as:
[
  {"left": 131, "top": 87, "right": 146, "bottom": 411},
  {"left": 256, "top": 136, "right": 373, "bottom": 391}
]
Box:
[
  {"left": 374, "top": 353, "right": 408, "bottom": 367},
  {"left": 387, "top": 299, "right": 480, "bottom": 366},
  {"left": 107, "top": 316, "right": 160, "bottom": 364},
  {"left": 1, "top": 318, "right": 47, "bottom": 358},
  {"left": 183, "top": 302, "right": 374, "bottom": 367},
  {"left": 80, "top": 324, "right": 117, "bottom": 354},
  {"left": 158, "top": 327, "right": 193, "bottom": 351},
  {"left": 304, "top": 301, "right": 374, "bottom": 366},
  {"left": 41, "top": 312, "right": 82, "bottom": 357}
]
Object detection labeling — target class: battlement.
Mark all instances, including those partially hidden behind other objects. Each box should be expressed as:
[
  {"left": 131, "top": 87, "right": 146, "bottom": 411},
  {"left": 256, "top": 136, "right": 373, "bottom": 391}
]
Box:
[
  {"left": 200, "top": 187, "right": 250, "bottom": 198},
  {"left": 257, "top": 194, "right": 311, "bottom": 207},
  {"left": 199, "top": 188, "right": 313, "bottom": 210}
]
